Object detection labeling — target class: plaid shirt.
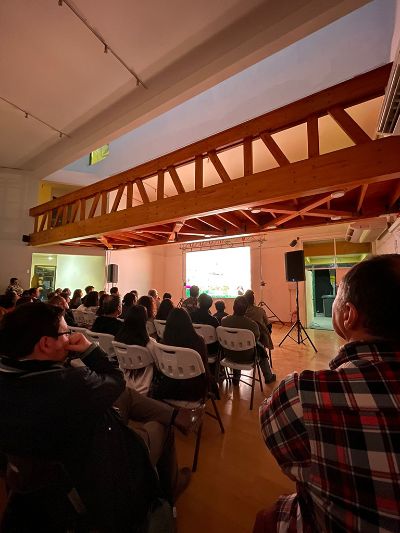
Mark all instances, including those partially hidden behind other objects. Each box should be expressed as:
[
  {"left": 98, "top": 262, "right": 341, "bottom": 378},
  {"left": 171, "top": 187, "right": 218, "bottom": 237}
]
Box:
[{"left": 260, "top": 341, "right": 400, "bottom": 533}]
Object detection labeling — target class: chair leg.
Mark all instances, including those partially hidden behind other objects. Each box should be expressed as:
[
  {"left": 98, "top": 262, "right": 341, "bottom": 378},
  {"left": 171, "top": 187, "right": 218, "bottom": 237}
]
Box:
[
  {"left": 250, "top": 366, "right": 256, "bottom": 410},
  {"left": 192, "top": 421, "right": 203, "bottom": 472},
  {"left": 268, "top": 349, "right": 273, "bottom": 369},
  {"left": 210, "top": 396, "right": 225, "bottom": 434},
  {"left": 256, "top": 362, "right": 264, "bottom": 393}
]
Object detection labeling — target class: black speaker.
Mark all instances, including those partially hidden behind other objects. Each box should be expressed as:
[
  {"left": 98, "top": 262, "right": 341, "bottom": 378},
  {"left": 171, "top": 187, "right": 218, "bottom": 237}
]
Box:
[
  {"left": 107, "top": 264, "right": 118, "bottom": 283},
  {"left": 285, "top": 250, "right": 305, "bottom": 282}
]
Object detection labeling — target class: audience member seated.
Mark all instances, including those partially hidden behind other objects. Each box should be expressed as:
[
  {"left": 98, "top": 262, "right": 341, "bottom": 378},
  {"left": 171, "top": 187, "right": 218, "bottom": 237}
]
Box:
[
  {"left": 256, "top": 255, "right": 400, "bottom": 533},
  {"left": 222, "top": 296, "right": 275, "bottom": 384},
  {"left": 155, "top": 298, "right": 174, "bottom": 321},
  {"left": 15, "top": 295, "right": 33, "bottom": 306},
  {"left": 0, "top": 303, "right": 193, "bottom": 532},
  {"left": 96, "top": 292, "right": 109, "bottom": 316},
  {"left": 148, "top": 289, "right": 161, "bottom": 311},
  {"left": 115, "top": 305, "right": 155, "bottom": 393},
  {"left": 138, "top": 295, "right": 157, "bottom": 338},
  {"left": 81, "top": 285, "right": 94, "bottom": 306},
  {"left": 92, "top": 295, "right": 122, "bottom": 336},
  {"left": 191, "top": 293, "right": 219, "bottom": 356},
  {"left": 110, "top": 286, "right": 119, "bottom": 296},
  {"left": 62, "top": 288, "right": 71, "bottom": 298},
  {"left": 213, "top": 300, "right": 228, "bottom": 324},
  {"left": 0, "top": 292, "right": 17, "bottom": 316},
  {"left": 77, "top": 290, "right": 99, "bottom": 313},
  {"left": 28, "top": 287, "right": 41, "bottom": 302},
  {"left": 6, "top": 278, "right": 23, "bottom": 297},
  {"left": 163, "top": 292, "right": 172, "bottom": 300},
  {"left": 121, "top": 292, "right": 137, "bottom": 319},
  {"left": 244, "top": 290, "right": 273, "bottom": 350},
  {"left": 182, "top": 285, "right": 199, "bottom": 315},
  {"left": 69, "top": 288, "right": 83, "bottom": 309},
  {"left": 152, "top": 308, "right": 209, "bottom": 402},
  {"left": 48, "top": 295, "right": 76, "bottom": 327}
]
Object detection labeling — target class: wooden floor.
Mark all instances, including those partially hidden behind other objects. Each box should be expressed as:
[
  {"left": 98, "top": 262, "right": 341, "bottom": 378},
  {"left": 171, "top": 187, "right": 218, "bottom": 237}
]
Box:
[{"left": 175, "top": 325, "right": 342, "bottom": 533}]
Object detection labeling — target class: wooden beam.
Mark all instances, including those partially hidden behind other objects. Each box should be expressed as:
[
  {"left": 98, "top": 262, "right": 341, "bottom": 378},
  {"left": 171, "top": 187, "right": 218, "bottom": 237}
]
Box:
[
  {"left": 389, "top": 178, "right": 400, "bottom": 207},
  {"left": 208, "top": 150, "right": 231, "bottom": 183},
  {"left": 168, "top": 221, "right": 185, "bottom": 242},
  {"left": 98, "top": 236, "right": 113, "bottom": 249},
  {"left": 216, "top": 212, "right": 242, "bottom": 229},
  {"left": 30, "top": 64, "right": 391, "bottom": 218},
  {"left": 307, "top": 116, "right": 319, "bottom": 158},
  {"left": 157, "top": 170, "right": 164, "bottom": 200},
  {"left": 196, "top": 216, "right": 225, "bottom": 232},
  {"left": 305, "top": 208, "right": 354, "bottom": 219},
  {"left": 328, "top": 107, "right": 371, "bottom": 144},
  {"left": 268, "top": 194, "right": 333, "bottom": 227},
  {"left": 101, "top": 192, "right": 107, "bottom": 215},
  {"left": 239, "top": 209, "right": 260, "bottom": 226},
  {"left": 195, "top": 156, "right": 203, "bottom": 190},
  {"left": 136, "top": 180, "right": 150, "bottom": 203},
  {"left": 168, "top": 166, "right": 185, "bottom": 194},
  {"left": 70, "top": 202, "right": 79, "bottom": 223},
  {"left": 88, "top": 193, "right": 101, "bottom": 218},
  {"left": 260, "top": 132, "right": 290, "bottom": 166},
  {"left": 80, "top": 199, "right": 86, "bottom": 221},
  {"left": 243, "top": 137, "right": 253, "bottom": 175},
  {"left": 111, "top": 184, "right": 125, "bottom": 212},
  {"left": 357, "top": 184, "right": 368, "bottom": 213},
  {"left": 39, "top": 212, "right": 48, "bottom": 232},
  {"left": 29, "top": 137, "right": 400, "bottom": 246},
  {"left": 126, "top": 181, "right": 133, "bottom": 209}
]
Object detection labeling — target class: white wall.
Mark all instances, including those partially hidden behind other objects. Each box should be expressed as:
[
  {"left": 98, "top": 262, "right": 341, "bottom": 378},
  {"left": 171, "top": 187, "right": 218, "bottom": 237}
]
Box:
[{"left": 375, "top": 228, "right": 400, "bottom": 255}]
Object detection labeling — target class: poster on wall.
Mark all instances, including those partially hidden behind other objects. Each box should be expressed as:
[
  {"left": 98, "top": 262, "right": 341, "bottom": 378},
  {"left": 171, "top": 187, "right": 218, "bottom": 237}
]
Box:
[{"left": 32, "top": 265, "right": 56, "bottom": 300}]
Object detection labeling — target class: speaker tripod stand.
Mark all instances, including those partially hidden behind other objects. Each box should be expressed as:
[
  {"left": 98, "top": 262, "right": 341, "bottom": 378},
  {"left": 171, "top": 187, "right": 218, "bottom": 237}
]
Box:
[
  {"left": 258, "top": 300, "right": 285, "bottom": 326},
  {"left": 279, "top": 281, "right": 317, "bottom": 352}
]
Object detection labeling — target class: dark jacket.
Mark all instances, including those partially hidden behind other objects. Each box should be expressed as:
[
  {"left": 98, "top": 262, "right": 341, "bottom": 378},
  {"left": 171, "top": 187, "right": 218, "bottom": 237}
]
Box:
[
  {"left": 190, "top": 308, "right": 219, "bottom": 355},
  {"left": 92, "top": 316, "right": 122, "bottom": 336},
  {"left": 0, "top": 346, "right": 159, "bottom": 532}
]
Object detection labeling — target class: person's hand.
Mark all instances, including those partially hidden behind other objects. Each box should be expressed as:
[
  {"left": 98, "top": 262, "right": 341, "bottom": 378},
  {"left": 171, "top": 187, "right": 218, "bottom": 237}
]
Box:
[{"left": 65, "top": 333, "right": 92, "bottom": 353}]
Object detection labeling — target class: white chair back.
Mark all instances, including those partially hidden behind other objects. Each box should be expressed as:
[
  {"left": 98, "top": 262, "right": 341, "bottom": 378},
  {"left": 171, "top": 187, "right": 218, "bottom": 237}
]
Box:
[
  {"left": 216, "top": 326, "right": 256, "bottom": 352},
  {"left": 154, "top": 319, "right": 166, "bottom": 339},
  {"left": 192, "top": 323, "right": 217, "bottom": 344},
  {"left": 146, "top": 320, "right": 157, "bottom": 337},
  {"left": 85, "top": 331, "right": 115, "bottom": 356},
  {"left": 83, "top": 310, "right": 96, "bottom": 328},
  {"left": 152, "top": 342, "right": 205, "bottom": 379},
  {"left": 71, "top": 309, "right": 85, "bottom": 327},
  {"left": 112, "top": 342, "right": 154, "bottom": 370},
  {"left": 70, "top": 326, "right": 90, "bottom": 340}
]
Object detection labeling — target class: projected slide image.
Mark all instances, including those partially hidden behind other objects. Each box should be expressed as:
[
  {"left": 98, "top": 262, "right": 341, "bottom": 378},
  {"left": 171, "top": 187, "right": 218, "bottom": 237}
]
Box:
[{"left": 185, "top": 247, "right": 251, "bottom": 298}]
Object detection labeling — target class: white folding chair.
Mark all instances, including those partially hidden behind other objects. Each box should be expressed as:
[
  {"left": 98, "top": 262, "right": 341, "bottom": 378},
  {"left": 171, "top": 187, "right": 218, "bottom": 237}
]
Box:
[
  {"left": 83, "top": 310, "right": 96, "bottom": 328},
  {"left": 216, "top": 326, "right": 263, "bottom": 410},
  {"left": 152, "top": 342, "right": 224, "bottom": 472},
  {"left": 146, "top": 320, "right": 157, "bottom": 338},
  {"left": 154, "top": 319, "right": 166, "bottom": 340},
  {"left": 192, "top": 323, "right": 218, "bottom": 364},
  {"left": 112, "top": 341, "right": 154, "bottom": 395},
  {"left": 71, "top": 309, "right": 85, "bottom": 327},
  {"left": 85, "top": 331, "right": 115, "bottom": 357},
  {"left": 70, "top": 326, "right": 91, "bottom": 340}
]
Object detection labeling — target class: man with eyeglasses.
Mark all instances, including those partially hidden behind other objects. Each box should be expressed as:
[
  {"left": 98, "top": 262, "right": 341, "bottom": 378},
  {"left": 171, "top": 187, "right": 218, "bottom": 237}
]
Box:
[{"left": 0, "top": 302, "right": 195, "bottom": 531}]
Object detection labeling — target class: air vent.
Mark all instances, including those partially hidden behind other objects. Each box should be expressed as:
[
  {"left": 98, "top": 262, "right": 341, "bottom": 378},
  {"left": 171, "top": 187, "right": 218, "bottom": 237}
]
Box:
[{"left": 377, "top": 54, "right": 400, "bottom": 135}]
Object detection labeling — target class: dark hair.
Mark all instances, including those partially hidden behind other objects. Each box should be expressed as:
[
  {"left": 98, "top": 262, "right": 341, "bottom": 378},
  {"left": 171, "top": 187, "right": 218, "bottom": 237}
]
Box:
[
  {"left": 10, "top": 278, "right": 18, "bottom": 284},
  {"left": 71, "top": 289, "right": 82, "bottom": 303},
  {"left": 155, "top": 298, "right": 174, "bottom": 320},
  {"left": 131, "top": 290, "right": 138, "bottom": 297},
  {"left": 63, "top": 288, "right": 71, "bottom": 296},
  {"left": 148, "top": 289, "right": 158, "bottom": 299},
  {"left": 0, "top": 303, "right": 63, "bottom": 359},
  {"left": 101, "top": 295, "right": 120, "bottom": 315},
  {"left": 84, "top": 285, "right": 94, "bottom": 294},
  {"left": 60, "top": 291, "right": 70, "bottom": 302},
  {"left": 137, "top": 295, "right": 155, "bottom": 320},
  {"left": 244, "top": 290, "right": 255, "bottom": 306},
  {"left": 0, "top": 292, "right": 17, "bottom": 310},
  {"left": 115, "top": 305, "right": 149, "bottom": 346},
  {"left": 233, "top": 296, "right": 248, "bottom": 316},
  {"left": 84, "top": 291, "right": 99, "bottom": 308},
  {"left": 110, "top": 287, "right": 119, "bottom": 295},
  {"left": 122, "top": 292, "right": 136, "bottom": 307},
  {"left": 163, "top": 292, "right": 172, "bottom": 300},
  {"left": 163, "top": 308, "right": 198, "bottom": 348},
  {"left": 28, "top": 288, "right": 39, "bottom": 297},
  {"left": 15, "top": 296, "right": 33, "bottom": 306},
  {"left": 340, "top": 254, "right": 400, "bottom": 341},
  {"left": 198, "top": 293, "right": 212, "bottom": 310},
  {"left": 215, "top": 300, "right": 225, "bottom": 312},
  {"left": 189, "top": 285, "right": 199, "bottom": 298},
  {"left": 48, "top": 295, "right": 67, "bottom": 310}
]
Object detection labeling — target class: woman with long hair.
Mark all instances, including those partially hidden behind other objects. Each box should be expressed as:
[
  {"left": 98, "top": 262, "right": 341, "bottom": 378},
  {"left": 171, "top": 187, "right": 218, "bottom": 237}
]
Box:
[
  {"left": 137, "top": 295, "right": 156, "bottom": 338},
  {"left": 69, "top": 289, "right": 83, "bottom": 309},
  {"left": 152, "top": 308, "right": 209, "bottom": 401},
  {"left": 120, "top": 292, "right": 137, "bottom": 320},
  {"left": 115, "top": 305, "right": 154, "bottom": 394},
  {"left": 155, "top": 298, "right": 174, "bottom": 321},
  {"left": 77, "top": 291, "right": 99, "bottom": 313}
]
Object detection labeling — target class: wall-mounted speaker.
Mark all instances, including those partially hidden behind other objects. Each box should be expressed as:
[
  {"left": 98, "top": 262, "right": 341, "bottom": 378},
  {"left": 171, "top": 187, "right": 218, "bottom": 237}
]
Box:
[
  {"left": 285, "top": 250, "right": 305, "bottom": 282},
  {"left": 107, "top": 264, "right": 118, "bottom": 284}
]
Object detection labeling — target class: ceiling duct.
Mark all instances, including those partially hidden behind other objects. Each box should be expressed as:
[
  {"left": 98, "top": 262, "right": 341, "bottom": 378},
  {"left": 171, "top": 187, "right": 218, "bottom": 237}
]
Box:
[
  {"left": 345, "top": 219, "right": 388, "bottom": 243},
  {"left": 377, "top": 50, "right": 400, "bottom": 135}
]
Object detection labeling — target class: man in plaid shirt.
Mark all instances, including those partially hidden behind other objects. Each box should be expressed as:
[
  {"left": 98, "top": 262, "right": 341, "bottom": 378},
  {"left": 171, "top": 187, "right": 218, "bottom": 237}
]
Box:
[{"left": 258, "top": 254, "right": 400, "bottom": 533}]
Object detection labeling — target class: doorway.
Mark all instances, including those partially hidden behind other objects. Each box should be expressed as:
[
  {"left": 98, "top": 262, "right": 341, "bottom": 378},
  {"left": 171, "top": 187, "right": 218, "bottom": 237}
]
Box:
[{"left": 307, "top": 268, "right": 335, "bottom": 330}]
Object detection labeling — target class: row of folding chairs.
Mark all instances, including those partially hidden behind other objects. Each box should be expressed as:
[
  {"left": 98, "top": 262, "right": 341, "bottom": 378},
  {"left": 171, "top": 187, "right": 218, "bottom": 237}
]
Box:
[{"left": 70, "top": 309, "right": 97, "bottom": 329}]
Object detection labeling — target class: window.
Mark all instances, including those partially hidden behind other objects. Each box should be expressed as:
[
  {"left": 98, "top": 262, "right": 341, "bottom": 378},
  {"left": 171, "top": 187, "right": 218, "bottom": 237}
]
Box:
[{"left": 89, "top": 144, "right": 109, "bottom": 165}]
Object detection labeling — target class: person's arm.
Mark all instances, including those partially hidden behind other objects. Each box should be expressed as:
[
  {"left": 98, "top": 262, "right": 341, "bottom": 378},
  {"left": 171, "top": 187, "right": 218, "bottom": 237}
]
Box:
[{"left": 260, "top": 373, "right": 310, "bottom": 482}]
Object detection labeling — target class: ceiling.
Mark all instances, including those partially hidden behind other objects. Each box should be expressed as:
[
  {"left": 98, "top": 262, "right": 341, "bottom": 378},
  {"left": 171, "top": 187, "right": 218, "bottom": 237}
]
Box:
[{"left": 0, "top": 0, "right": 373, "bottom": 181}]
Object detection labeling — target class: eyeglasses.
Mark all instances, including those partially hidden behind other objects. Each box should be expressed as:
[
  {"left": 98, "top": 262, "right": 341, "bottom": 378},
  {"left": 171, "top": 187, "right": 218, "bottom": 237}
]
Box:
[{"left": 55, "top": 329, "right": 72, "bottom": 337}]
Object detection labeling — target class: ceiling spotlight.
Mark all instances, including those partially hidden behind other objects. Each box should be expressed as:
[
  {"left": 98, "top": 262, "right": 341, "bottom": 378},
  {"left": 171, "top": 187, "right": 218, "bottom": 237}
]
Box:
[
  {"left": 289, "top": 237, "right": 299, "bottom": 247},
  {"left": 330, "top": 215, "right": 342, "bottom": 221},
  {"left": 205, "top": 234, "right": 211, "bottom": 238},
  {"left": 250, "top": 208, "right": 261, "bottom": 214},
  {"left": 331, "top": 190, "right": 345, "bottom": 199},
  {"left": 266, "top": 224, "right": 277, "bottom": 230}
]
